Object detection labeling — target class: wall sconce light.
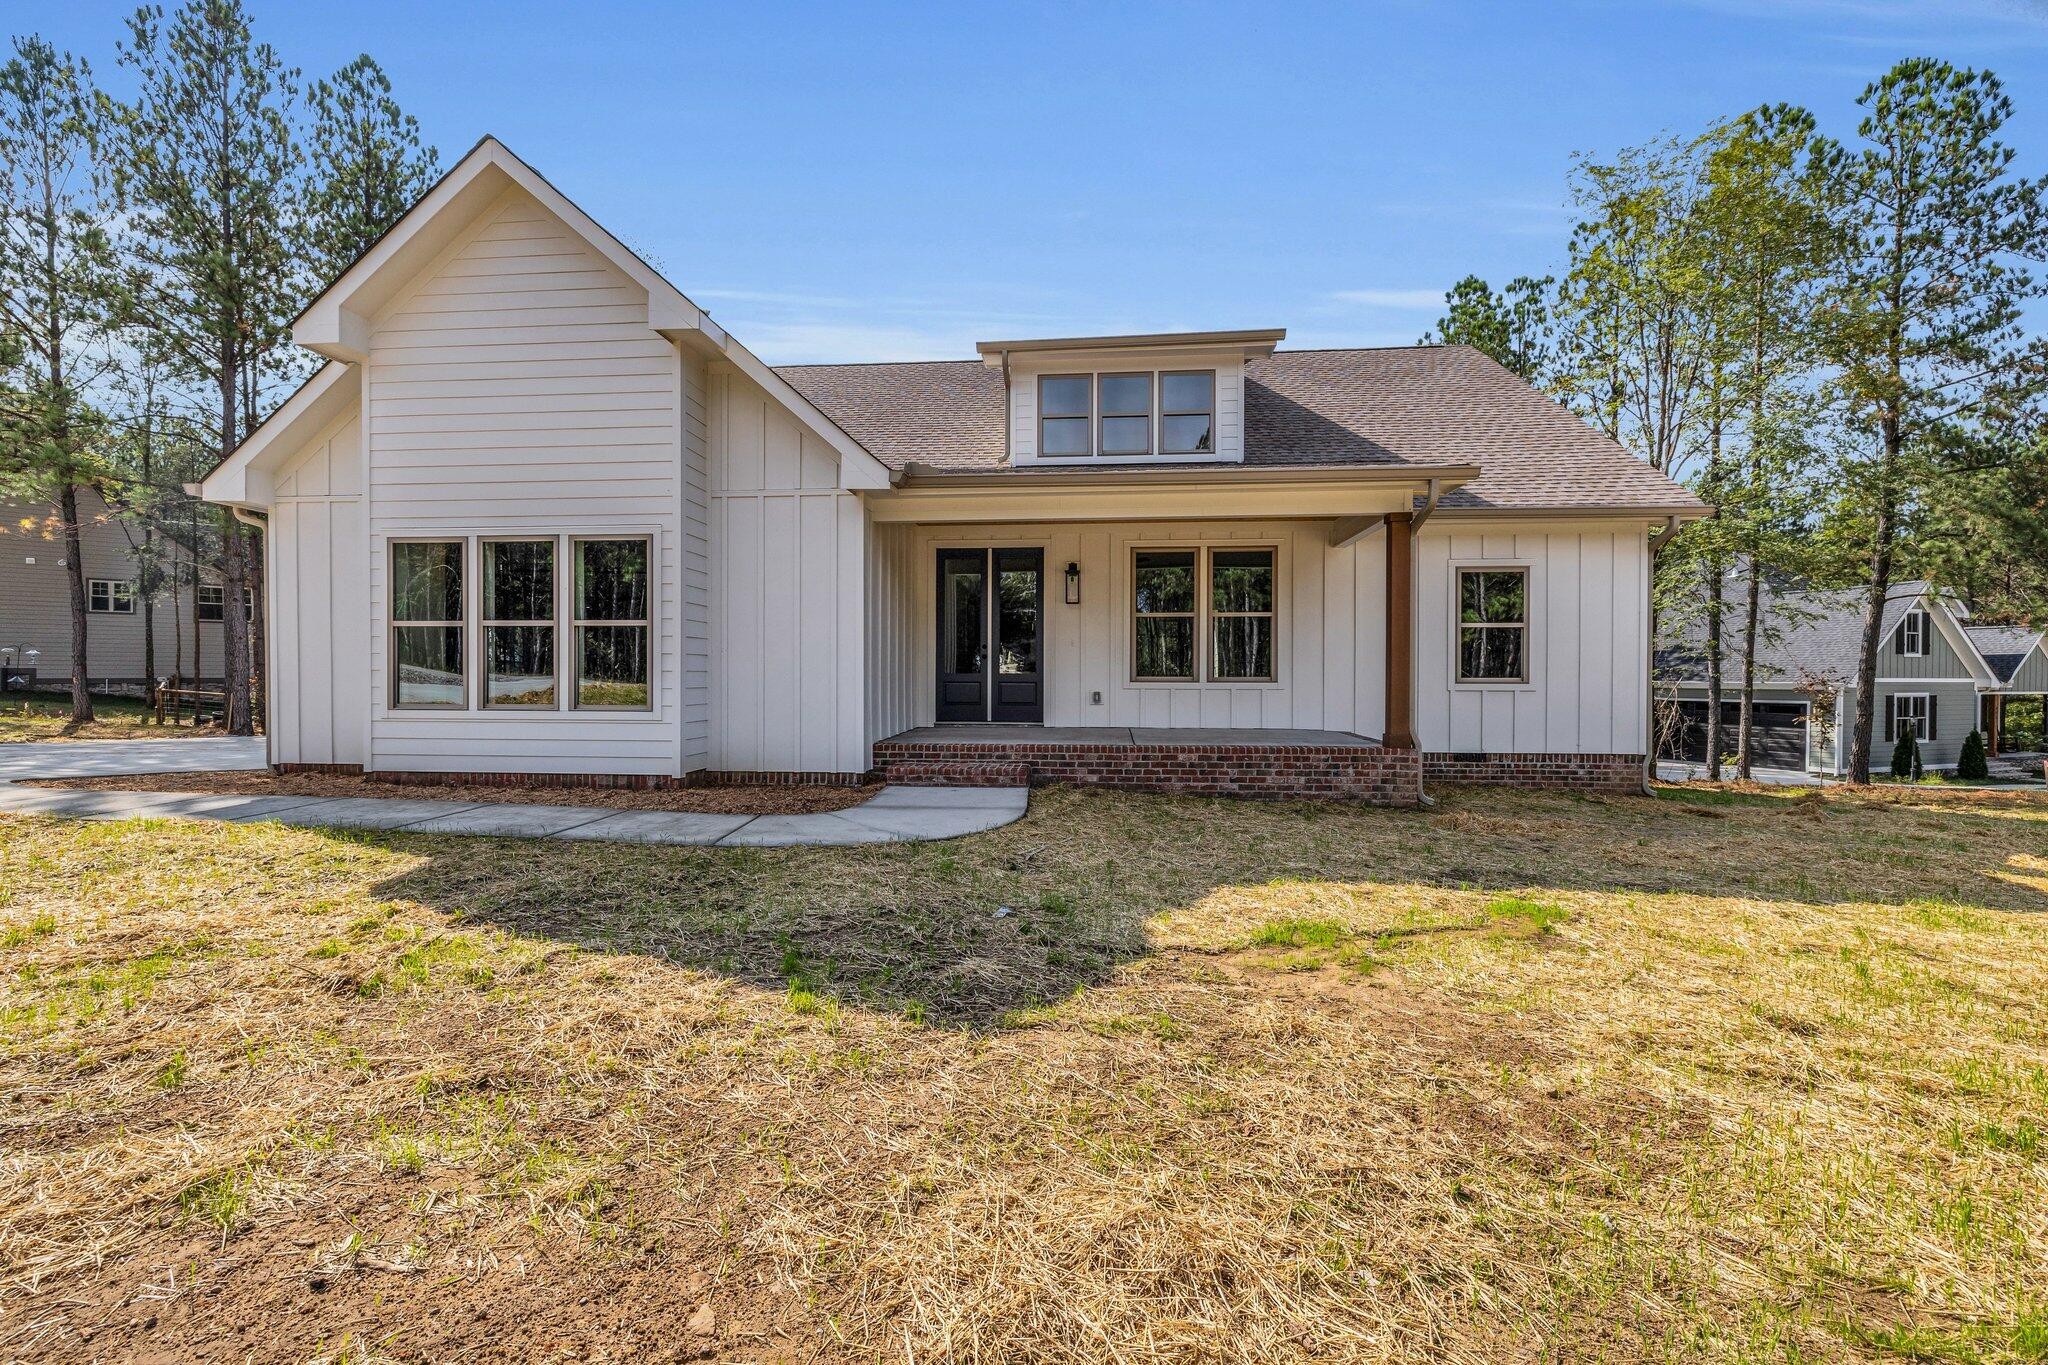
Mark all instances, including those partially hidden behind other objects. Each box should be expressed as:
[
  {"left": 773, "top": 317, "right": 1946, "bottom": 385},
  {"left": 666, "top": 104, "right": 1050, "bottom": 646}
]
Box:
[{"left": 1064, "top": 561, "right": 1081, "bottom": 605}]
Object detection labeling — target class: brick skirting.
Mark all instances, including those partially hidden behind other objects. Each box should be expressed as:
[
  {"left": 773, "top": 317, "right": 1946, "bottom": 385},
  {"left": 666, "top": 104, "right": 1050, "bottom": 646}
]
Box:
[
  {"left": 874, "top": 740, "right": 1423, "bottom": 805},
  {"left": 1422, "top": 751, "right": 1647, "bottom": 792},
  {"left": 274, "top": 764, "right": 873, "bottom": 789}
]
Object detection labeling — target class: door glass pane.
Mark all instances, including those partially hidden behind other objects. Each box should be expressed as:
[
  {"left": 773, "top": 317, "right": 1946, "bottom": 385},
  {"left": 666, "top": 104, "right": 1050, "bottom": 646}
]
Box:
[
  {"left": 996, "top": 557, "right": 1038, "bottom": 676},
  {"left": 943, "top": 557, "right": 985, "bottom": 675},
  {"left": 577, "top": 540, "right": 648, "bottom": 621},
  {"left": 486, "top": 625, "right": 555, "bottom": 706},
  {"left": 486, "top": 540, "right": 554, "bottom": 621},
  {"left": 1213, "top": 617, "right": 1273, "bottom": 680},
  {"left": 577, "top": 625, "right": 648, "bottom": 707},
  {"left": 394, "top": 625, "right": 464, "bottom": 706},
  {"left": 392, "top": 541, "right": 462, "bottom": 621},
  {"left": 1135, "top": 617, "right": 1194, "bottom": 679},
  {"left": 1134, "top": 551, "right": 1195, "bottom": 613},
  {"left": 1211, "top": 549, "right": 1273, "bottom": 612}
]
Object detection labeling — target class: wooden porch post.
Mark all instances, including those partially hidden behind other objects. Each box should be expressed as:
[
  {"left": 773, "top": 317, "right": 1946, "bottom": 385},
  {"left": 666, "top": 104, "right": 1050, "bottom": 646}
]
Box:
[
  {"left": 1384, "top": 512, "right": 1416, "bottom": 749},
  {"left": 1989, "top": 693, "right": 2003, "bottom": 757}
]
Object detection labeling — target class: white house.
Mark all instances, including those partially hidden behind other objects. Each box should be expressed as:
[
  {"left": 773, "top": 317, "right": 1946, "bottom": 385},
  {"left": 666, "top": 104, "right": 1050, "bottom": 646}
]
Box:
[{"left": 201, "top": 137, "right": 1706, "bottom": 804}]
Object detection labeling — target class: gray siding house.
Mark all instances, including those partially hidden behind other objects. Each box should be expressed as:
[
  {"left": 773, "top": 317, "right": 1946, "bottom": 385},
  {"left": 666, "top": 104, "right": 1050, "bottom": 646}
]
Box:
[
  {"left": 0, "top": 486, "right": 227, "bottom": 694},
  {"left": 1656, "top": 579, "right": 2041, "bottom": 775}
]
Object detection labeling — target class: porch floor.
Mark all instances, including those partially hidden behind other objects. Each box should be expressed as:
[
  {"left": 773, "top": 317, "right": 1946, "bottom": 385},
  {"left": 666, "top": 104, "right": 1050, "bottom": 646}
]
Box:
[{"left": 881, "top": 726, "right": 1380, "bottom": 748}]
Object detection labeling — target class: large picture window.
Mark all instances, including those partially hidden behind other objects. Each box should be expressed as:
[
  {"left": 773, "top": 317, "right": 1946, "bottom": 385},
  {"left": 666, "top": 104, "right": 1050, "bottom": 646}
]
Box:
[
  {"left": 390, "top": 540, "right": 466, "bottom": 708},
  {"left": 88, "top": 579, "right": 135, "bottom": 614},
  {"left": 1456, "top": 568, "right": 1528, "bottom": 683},
  {"left": 574, "top": 538, "right": 650, "bottom": 709},
  {"left": 1131, "top": 546, "right": 1278, "bottom": 682},
  {"left": 483, "top": 539, "right": 557, "bottom": 707}
]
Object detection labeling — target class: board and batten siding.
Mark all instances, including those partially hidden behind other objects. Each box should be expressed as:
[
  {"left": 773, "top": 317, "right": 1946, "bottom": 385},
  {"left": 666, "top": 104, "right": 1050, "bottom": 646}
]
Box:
[
  {"left": 709, "top": 367, "right": 868, "bottom": 774},
  {"left": 1843, "top": 680, "right": 1983, "bottom": 770},
  {"left": 2006, "top": 645, "right": 2048, "bottom": 695},
  {"left": 1881, "top": 603, "right": 1976, "bottom": 682},
  {"left": 268, "top": 411, "right": 368, "bottom": 765},
  {"left": 359, "top": 189, "right": 693, "bottom": 777},
  {"left": 1416, "top": 522, "right": 1649, "bottom": 755}
]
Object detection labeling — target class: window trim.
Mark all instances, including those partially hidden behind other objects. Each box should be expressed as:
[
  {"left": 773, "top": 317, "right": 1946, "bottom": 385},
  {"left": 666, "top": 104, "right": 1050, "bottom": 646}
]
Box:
[
  {"left": 1028, "top": 368, "right": 1223, "bottom": 464},
  {"left": 1897, "top": 608, "right": 1929, "bottom": 658},
  {"left": 1452, "top": 564, "right": 1533, "bottom": 686},
  {"left": 1037, "top": 373, "right": 1096, "bottom": 459},
  {"left": 1890, "top": 691, "right": 1932, "bottom": 742},
  {"left": 1127, "top": 543, "right": 1282, "bottom": 685},
  {"left": 480, "top": 536, "right": 561, "bottom": 711},
  {"left": 88, "top": 578, "right": 135, "bottom": 614},
  {"left": 570, "top": 534, "right": 654, "bottom": 712},
  {"left": 387, "top": 537, "right": 469, "bottom": 712},
  {"left": 1097, "top": 371, "right": 1154, "bottom": 457}
]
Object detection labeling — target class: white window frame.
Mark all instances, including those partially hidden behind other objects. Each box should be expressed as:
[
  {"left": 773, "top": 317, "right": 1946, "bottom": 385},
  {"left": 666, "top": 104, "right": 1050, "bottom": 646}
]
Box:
[
  {"left": 1898, "top": 609, "right": 1929, "bottom": 658},
  {"left": 1452, "top": 564, "right": 1533, "bottom": 686},
  {"left": 1890, "top": 692, "right": 1932, "bottom": 742},
  {"left": 1128, "top": 544, "right": 1281, "bottom": 685},
  {"left": 570, "top": 535, "right": 654, "bottom": 712},
  {"left": 480, "top": 536, "right": 561, "bottom": 710},
  {"left": 387, "top": 537, "right": 468, "bottom": 711},
  {"left": 88, "top": 578, "right": 135, "bottom": 614}
]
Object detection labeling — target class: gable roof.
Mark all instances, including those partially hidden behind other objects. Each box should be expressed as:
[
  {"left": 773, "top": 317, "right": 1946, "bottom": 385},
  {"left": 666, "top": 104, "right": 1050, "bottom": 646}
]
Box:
[
  {"left": 777, "top": 345, "right": 1705, "bottom": 513},
  {"left": 1657, "top": 579, "right": 2001, "bottom": 687},
  {"left": 1965, "top": 623, "right": 2047, "bottom": 684}
]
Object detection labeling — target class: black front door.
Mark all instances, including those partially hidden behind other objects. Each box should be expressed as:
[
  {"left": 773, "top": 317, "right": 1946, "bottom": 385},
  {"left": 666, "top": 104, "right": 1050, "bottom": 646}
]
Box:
[{"left": 936, "top": 548, "right": 1043, "bottom": 723}]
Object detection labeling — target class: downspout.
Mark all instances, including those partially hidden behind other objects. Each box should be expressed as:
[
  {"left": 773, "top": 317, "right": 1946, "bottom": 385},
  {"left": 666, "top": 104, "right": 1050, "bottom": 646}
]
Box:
[
  {"left": 1644, "top": 515, "right": 1682, "bottom": 794},
  {"left": 999, "top": 348, "right": 1012, "bottom": 465}
]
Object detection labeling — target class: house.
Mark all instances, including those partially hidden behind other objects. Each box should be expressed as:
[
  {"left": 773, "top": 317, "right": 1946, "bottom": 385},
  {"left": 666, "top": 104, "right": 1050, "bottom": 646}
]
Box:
[
  {"left": 198, "top": 137, "right": 1706, "bottom": 804},
  {"left": 1655, "top": 579, "right": 2046, "bottom": 774},
  {"left": 0, "top": 485, "right": 228, "bottom": 695}
]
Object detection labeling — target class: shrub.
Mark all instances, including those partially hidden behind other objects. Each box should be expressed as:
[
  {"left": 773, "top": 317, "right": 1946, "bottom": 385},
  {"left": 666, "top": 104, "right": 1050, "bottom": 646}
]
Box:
[
  {"left": 1889, "top": 729, "right": 1919, "bottom": 780},
  {"left": 1957, "top": 729, "right": 1989, "bottom": 781}
]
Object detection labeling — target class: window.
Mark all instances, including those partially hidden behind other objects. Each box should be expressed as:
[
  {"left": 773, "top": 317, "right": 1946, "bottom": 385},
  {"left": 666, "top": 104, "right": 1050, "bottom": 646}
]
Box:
[
  {"left": 1897, "top": 609, "right": 1929, "bottom": 657},
  {"left": 1890, "top": 692, "right": 1934, "bottom": 742},
  {"left": 573, "top": 538, "right": 650, "bottom": 709},
  {"left": 195, "top": 585, "right": 253, "bottom": 622},
  {"left": 1133, "top": 550, "right": 1197, "bottom": 679},
  {"left": 1098, "top": 373, "right": 1153, "bottom": 456},
  {"left": 390, "top": 540, "right": 465, "bottom": 708},
  {"left": 1210, "top": 549, "right": 1275, "bottom": 680},
  {"left": 1039, "top": 375, "right": 1093, "bottom": 456},
  {"left": 1160, "top": 371, "right": 1215, "bottom": 455},
  {"left": 1131, "top": 546, "right": 1278, "bottom": 682},
  {"left": 483, "top": 539, "right": 557, "bottom": 707},
  {"left": 88, "top": 579, "right": 135, "bottom": 614},
  {"left": 1456, "top": 568, "right": 1528, "bottom": 682},
  {"left": 1035, "top": 369, "right": 1216, "bottom": 458}
]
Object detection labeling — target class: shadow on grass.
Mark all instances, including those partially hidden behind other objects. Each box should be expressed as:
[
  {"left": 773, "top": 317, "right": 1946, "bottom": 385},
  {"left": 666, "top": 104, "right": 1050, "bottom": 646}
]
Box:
[{"left": 346, "top": 781, "right": 2048, "bottom": 1030}]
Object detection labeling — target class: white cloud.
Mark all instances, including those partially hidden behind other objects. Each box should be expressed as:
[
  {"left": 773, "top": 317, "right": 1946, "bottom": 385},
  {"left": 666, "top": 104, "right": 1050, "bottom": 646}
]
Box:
[{"left": 1329, "top": 288, "right": 1447, "bottom": 309}]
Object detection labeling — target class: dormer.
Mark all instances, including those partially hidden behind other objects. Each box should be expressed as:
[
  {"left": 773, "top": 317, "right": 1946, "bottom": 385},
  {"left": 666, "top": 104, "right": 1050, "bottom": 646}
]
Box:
[{"left": 976, "top": 329, "right": 1284, "bottom": 467}]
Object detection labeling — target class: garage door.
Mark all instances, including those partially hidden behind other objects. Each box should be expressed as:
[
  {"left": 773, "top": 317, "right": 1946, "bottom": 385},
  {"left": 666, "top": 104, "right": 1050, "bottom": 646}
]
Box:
[{"left": 1664, "top": 700, "right": 1807, "bottom": 770}]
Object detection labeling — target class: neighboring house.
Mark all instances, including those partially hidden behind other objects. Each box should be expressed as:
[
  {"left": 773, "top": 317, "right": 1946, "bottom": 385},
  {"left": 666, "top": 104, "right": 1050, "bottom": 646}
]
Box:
[
  {"left": 199, "top": 137, "right": 1705, "bottom": 804},
  {"left": 0, "top": 485, "right": 228, "bottom": 695},
  {"left": 1656, "top": 579, "right": 2045, "bottom": 774}
]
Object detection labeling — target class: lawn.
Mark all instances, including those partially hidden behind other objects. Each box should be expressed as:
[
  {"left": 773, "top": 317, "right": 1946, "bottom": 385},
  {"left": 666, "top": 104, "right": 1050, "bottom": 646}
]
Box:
[
  {"left": 2, "top": 783, "right": 2046, "bottom": 1362},
  {"left": 0, "top": 692, "right": 192, "bottom": 743}
]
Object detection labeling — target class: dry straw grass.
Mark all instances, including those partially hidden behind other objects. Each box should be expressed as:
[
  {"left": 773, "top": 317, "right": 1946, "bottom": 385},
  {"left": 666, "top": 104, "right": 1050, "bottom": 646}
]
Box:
[
  {"left": 1, "top": 781, "right": 2045, "bottom": 1361},
  {"left": 0, "top": 694, "right": 190, "bottom": 744}
]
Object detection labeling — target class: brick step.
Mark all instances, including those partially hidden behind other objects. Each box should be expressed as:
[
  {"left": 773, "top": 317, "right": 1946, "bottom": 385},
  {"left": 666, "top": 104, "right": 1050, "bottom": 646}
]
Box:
[
  {"left": 876, "top": 760, "right": 1032, "bottom": 788},
  {"left": 872, "top": 741, "right": 1421, "bottom": 804}
]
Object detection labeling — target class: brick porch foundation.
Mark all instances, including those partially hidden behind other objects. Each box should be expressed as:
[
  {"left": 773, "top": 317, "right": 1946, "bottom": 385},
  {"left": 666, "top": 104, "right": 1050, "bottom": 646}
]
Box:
[
  {"left": 873, "top": 738, "right": 1425, "bottom": 805},
  {"left": 1422, "top": 751, "right": 1647, "bottom": 792}
]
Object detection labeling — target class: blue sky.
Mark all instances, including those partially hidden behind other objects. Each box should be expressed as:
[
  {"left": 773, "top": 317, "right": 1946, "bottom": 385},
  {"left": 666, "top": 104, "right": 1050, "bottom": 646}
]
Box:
[{"left": 17, "top": 0, "right": 2048, "bottom": 364}]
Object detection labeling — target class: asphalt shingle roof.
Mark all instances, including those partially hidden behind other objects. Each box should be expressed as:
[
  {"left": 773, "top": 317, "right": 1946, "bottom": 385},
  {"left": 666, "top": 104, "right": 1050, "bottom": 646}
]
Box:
[
  {"left": 1965, "top": 624, "right": 2046, "bottom": 684},
  {"left": 1656, "top": 580, "right": 2011, "bottom": 687},
  {"left": 776, "top": 345, "right": 1704, "bottom": 513}
]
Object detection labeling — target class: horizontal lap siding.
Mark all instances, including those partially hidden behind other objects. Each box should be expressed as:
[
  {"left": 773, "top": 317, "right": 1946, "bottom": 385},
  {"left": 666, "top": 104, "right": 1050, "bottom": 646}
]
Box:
[{"left": 364, "top": 192, "right": 683, "bottom": 776}]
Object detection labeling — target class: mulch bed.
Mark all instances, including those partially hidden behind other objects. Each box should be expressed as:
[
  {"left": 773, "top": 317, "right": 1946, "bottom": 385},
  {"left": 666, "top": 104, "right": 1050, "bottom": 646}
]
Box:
[{"left": 22, "top": 770, "right": 875, "bottom": 815}]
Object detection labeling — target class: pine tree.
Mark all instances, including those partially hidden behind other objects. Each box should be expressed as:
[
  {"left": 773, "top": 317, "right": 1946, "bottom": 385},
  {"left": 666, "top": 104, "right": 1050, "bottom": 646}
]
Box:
[
  {"left": 1889, "top": 728, "right": 1918, "bottom": 780},
  {"left": 1419, "top": 275, "right": 1555, "bottom": 382},
  {"left": 111, "top": 0, "right": 306, "bottom": 735},
  {"left": 0, "top": 36, "right": 120, "bottom": 724},
  {"left": 302, "top": 54, "right": 439, "bottom": 287},
  {"left": 1958, "top": 729, "right": 1989, "bottom": 781}
]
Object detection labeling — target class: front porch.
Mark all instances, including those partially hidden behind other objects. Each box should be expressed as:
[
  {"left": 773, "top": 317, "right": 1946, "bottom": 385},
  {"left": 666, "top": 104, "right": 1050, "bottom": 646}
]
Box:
[{"left": 873, "top": 725, "right": 1422, "bottom": 804}]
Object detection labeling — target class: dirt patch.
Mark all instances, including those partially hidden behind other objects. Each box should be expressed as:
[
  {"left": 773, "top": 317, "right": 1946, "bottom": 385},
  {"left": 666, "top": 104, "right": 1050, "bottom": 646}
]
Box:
[{"left": 23, "top": 769, "right": 874, "bottom": 815}]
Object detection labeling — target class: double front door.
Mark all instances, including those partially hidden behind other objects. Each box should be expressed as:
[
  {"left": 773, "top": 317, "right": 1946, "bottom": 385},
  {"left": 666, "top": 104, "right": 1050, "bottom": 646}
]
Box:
[{"left": 937, "top": 548, "right": 1043, "bottom": 723}]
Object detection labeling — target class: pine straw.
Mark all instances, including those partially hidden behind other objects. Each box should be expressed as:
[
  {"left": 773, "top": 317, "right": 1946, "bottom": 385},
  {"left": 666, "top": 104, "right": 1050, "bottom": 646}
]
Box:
[
  {"left": 22, "top": 769, "right": 874, "bottom": 815},
  {"left": 1, "top": 782, "right": 2046, "bottom": 1361}
]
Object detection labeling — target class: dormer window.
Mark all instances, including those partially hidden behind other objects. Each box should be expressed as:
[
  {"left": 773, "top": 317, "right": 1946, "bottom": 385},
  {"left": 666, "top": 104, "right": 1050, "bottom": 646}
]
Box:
[{"left": 1035, "top": 369, "right": 1216, "bottom": 459}]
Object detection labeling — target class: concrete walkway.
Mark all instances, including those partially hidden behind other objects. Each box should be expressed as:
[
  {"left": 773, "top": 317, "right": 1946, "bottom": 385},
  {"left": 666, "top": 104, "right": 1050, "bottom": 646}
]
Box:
[{"left": 0, "top": 737, "right": 1027, "bottom": 846}]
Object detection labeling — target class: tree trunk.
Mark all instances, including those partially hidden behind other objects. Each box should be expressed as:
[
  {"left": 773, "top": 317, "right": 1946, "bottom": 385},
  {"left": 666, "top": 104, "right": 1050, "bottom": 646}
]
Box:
[
  {"left": 1846, "top": 436, "right": 1901, "bottom": 785},
  {"left": 218, "top": 357, "right": 253, "bottom": 736},
  {"left": 58, "top": 482, "right": 95, "bottom": 723},
  {"left": 1705, "top": 562, "right": 1725, "bottom": 780},
  {"left": 140, "top": 417, "right": 156, "bottom": 705},
  {"left": 1736, "top": 558, "right": 1763, "bottom": 780}
]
